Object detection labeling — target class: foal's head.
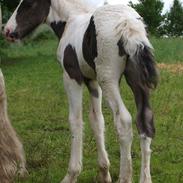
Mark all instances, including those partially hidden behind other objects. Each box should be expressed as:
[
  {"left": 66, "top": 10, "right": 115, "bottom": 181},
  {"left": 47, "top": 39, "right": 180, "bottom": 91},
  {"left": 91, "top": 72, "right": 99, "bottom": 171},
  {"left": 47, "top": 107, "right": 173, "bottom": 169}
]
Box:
[{"left": 5, "top": 0, "right": 51, "bottom": 41}]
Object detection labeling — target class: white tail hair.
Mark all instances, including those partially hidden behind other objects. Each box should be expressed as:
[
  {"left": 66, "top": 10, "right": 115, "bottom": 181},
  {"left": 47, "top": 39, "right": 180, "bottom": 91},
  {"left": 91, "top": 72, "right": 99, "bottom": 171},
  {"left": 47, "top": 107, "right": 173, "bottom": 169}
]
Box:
[{"left": 116, "top": 17, "right": 152, "bottom": 57}]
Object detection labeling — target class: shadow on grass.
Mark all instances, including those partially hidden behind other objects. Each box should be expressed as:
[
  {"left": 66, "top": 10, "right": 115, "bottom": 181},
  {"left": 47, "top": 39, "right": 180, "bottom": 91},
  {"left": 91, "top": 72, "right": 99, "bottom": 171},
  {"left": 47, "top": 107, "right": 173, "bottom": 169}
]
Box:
[{"left": 1, "top": 55, "right": 54, "bottom": 67}]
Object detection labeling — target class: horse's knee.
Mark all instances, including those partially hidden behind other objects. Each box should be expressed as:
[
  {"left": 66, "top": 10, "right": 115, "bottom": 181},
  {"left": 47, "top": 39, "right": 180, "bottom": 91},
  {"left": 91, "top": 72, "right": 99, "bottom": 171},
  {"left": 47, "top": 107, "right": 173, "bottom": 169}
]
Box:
[
  {"left": 116, "top": 111, "right": 133, "bottom": 142},
  {"left": 69, "top": 115, "right": 83, "bottom": 131},
  {"left": 89, "top": 106, "right": 103, "bottom": 122}
]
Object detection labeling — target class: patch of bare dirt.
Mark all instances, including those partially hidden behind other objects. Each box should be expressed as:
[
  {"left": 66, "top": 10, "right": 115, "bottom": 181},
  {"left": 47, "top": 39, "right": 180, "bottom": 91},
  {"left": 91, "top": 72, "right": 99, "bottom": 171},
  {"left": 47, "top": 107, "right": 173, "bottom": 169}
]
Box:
[{"left": 158, "top": 63, "right": 183, "bottom": 74}]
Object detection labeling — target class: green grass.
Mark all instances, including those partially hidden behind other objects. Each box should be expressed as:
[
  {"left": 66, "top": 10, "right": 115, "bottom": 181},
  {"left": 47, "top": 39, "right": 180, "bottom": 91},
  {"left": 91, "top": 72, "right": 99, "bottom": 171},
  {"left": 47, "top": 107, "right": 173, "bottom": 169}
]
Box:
[
  {"left": 0, "top": 36, "right": 183, "bottom": 183},
  {"left": 151, "top": 37, "right": 183, "bottom": 63}
]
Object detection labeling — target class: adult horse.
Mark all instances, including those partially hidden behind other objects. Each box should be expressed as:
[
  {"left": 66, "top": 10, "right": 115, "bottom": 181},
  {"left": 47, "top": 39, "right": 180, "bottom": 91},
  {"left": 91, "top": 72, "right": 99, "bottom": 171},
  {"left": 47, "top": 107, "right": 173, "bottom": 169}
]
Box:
[
  {"left": 0, "top": 70, "right": 26, "bottom": 183},
  {"left": 4, "top": 0, "right": 158, "bottom": 183}
]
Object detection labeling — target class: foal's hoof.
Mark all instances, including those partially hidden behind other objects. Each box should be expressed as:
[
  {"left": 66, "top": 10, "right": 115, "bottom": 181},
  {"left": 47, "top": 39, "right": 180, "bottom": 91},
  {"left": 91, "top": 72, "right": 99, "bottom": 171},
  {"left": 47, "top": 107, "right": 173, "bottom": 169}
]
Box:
[
  {"left": 116, "top": 179, "right": 132, "bottom": 183},
  {"left": 140, "top": 178, "right": 152, "bottom": 183},
  {"left": 60, "top": 176, "right": 70, "bottom": 183},
  {"left": 98, "top": 170, "right": 112, "bottom": 183},
  {"left": 140, "top": 168, "right": 152, "bottom": 183},
  {"left": 60, "top": 175, "right": 77, "bottom": 183}
]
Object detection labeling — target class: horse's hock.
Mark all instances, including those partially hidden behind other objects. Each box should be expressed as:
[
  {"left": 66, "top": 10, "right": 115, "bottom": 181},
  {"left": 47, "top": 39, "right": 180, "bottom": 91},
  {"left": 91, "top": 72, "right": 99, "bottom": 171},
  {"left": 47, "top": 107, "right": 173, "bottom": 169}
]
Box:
[{"left": 0, "top": 69, "right": 27, "bottom": 183}]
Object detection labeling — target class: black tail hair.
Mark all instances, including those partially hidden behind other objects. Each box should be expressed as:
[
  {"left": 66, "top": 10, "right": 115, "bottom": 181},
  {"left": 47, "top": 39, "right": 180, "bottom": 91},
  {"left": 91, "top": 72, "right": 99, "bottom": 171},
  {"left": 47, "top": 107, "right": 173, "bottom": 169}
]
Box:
[
  {"left": 131, "top": 45, "right": 159, "bottom": 89},
  {"left": 123, "top": 44, "right": 159, "bottom": 138}
]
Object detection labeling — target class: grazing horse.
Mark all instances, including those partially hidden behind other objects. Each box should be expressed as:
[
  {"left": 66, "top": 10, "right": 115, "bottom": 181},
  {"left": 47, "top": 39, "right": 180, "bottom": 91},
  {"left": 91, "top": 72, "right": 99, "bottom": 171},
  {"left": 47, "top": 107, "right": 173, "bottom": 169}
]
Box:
[
  {"left": 4, "top": 0, "right": 158, "bottom": 183},
  {"left": 0, "top": 70, "right": 27, "bottom": 183}
]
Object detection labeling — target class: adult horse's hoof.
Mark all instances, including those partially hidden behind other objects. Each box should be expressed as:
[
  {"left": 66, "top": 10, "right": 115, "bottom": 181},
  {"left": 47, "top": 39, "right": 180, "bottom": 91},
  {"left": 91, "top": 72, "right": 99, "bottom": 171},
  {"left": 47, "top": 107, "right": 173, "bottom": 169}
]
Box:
[{"left": 17, "top": 167, "right": 29, "bottom": 180}]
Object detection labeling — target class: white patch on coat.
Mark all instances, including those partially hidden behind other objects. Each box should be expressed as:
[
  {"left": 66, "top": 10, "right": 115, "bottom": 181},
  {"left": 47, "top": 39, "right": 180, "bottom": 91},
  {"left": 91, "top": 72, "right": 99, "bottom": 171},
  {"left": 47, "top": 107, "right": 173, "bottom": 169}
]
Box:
[
  {"left": 4, "top": 0, "right": 23, "bottom": 34},
  {"left": 51, "top": 0, "right": 94, "bottom": 22},
  {"left": 94, "top": 4, "right": 152, "bottom": 57},
  {"left": 47, "top": 7, "right": 61, "bottom": 24}
]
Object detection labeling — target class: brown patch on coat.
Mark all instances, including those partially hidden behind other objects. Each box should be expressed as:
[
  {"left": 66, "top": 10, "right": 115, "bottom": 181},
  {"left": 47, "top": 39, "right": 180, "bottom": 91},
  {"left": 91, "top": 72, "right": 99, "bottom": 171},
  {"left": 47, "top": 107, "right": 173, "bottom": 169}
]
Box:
[
  {"left": 63, "top": 45, "right": 83, "bottom": 85},
  {"left": 0, "top": 71, "right": 27, "bottom": 182},
  {"left": 117, "top": 39, "right": 127, "bottom": 57},
  {"left": 82, "top": 16, "right": 97, "bottom": 71},
  {"left": 83, "top": 78, "right": 99, "bottom": 98},
  {"left": 50, "top": 21, "right": 66, "bottom": 39}
]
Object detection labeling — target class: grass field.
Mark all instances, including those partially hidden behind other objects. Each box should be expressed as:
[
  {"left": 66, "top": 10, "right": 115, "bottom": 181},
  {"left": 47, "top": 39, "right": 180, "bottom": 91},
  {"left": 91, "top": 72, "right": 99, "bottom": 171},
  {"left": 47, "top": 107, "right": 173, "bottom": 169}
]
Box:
[{"left": 0, "top": 36, "right": 183, "bottom": 183}]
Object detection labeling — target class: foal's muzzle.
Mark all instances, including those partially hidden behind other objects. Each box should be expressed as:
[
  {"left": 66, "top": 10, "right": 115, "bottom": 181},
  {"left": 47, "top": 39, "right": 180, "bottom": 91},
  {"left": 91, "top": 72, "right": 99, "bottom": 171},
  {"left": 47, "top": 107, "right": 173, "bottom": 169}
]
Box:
[{"left": 4, "top": 29, "right": 19, "bottom": 42}]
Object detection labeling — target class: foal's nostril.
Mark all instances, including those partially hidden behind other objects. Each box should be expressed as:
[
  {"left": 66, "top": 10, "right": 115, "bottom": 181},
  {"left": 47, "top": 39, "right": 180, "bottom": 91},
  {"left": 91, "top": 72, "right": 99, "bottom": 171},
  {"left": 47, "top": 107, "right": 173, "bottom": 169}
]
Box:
[
  {"left": 5, "top": 29, "right": 10, "bottom": 37},
  {"left": 9, "top": 32, "right": 19, "bottom": 39}
]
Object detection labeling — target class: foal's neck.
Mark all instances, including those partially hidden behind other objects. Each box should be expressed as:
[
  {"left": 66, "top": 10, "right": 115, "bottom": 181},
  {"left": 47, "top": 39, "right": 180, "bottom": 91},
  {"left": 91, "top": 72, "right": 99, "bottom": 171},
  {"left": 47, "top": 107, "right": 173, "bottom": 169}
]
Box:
[{"left": 51, "top": 0, "right": 93, "bottom": 21}]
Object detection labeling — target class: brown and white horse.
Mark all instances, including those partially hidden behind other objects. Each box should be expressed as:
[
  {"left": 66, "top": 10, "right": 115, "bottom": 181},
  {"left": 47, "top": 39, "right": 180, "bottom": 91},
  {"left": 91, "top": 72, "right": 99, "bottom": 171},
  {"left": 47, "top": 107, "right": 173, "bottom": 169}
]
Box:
[{"left": 4, "top": 0, "right": 158, "bottom": 183}]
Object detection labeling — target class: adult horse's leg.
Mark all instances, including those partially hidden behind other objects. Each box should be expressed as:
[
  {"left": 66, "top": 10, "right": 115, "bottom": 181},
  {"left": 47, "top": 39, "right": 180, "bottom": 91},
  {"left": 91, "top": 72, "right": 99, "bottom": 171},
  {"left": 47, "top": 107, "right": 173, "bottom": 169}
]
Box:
[
  {"left": 0, "top": 70, "right": 27, "bottom": 182},
  {"left": 87, "top": 80, "right": 111, "bottom": 183},
  {"left": 61, "top": 72, "right": 83, "bottom": 183}
]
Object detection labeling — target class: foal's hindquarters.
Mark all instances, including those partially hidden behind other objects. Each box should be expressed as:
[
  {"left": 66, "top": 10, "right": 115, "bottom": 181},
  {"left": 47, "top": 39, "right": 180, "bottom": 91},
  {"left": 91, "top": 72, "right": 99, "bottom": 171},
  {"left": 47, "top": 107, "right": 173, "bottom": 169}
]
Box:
[
  {"left": 90, "top": 5, "right": 157, "bottom": 183},
  {"left": 0, "top": 70, "right": 27, "bottom": 183}
]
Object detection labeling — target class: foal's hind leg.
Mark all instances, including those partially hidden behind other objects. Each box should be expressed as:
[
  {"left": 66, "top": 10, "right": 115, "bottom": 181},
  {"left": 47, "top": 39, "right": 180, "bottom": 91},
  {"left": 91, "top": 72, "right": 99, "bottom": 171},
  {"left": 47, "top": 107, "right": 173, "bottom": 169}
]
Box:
[
  {"left": 61, "top": 73, "right": 83, "bottom": 183},
  {"left": 125, "top": 62, "right": 155, "bottom": 183},
  {"left": 86, "top": 80, "right": 111, "bottom": 183},
  {"left": 97, "top": 71, "right": 133, "bottom": 183}
]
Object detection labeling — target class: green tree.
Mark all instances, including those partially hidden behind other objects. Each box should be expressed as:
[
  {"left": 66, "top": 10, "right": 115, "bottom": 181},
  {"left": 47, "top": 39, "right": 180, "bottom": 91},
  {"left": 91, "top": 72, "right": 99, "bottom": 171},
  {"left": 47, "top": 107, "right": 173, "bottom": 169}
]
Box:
[
  {"left": 0, "top": 0, "right": 19, "bottom": 22},
  {"left": 1, "top": 0, "right": 19, "bottom": 11},
  {"left": 167, "top": 0, "right": 183, "bottom": 36},
  {"left": 0, "top": 5, "right": 2, "bottom": 32},
  {"left": 129, "top": 0, "right": 164, "bottom": 35}
]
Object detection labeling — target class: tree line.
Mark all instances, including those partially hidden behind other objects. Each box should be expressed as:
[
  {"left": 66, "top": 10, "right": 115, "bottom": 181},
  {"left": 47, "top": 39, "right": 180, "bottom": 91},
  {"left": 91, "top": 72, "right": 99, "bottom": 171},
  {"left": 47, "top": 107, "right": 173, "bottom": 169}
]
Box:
[
  {"left": 130, "top": 0, "right": 183, "bottom": 36},
  {"left": 1, "top": 0, "right": 183, "bottom": 37}
]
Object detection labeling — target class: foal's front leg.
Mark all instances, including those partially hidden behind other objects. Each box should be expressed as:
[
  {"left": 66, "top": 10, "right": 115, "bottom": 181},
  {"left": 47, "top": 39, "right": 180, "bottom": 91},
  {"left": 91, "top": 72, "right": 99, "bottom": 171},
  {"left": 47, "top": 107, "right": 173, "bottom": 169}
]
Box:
[{"left": 61, "top": 73, "right": 83, "bottom": 183}]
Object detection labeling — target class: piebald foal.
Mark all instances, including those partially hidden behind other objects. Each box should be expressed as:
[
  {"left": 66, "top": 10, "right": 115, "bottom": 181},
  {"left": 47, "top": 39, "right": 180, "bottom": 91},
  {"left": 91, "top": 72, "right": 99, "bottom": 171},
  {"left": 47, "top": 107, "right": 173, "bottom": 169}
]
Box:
[{"left": 4, "top": 0, "right": 158, "bottom": 183}]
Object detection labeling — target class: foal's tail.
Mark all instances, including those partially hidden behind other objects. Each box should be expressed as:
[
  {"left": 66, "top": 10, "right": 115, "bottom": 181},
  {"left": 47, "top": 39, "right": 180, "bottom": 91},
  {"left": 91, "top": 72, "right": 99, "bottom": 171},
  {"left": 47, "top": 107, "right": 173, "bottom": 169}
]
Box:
[
  {"left": 117, "top": 18, "right": 159, "bottom": 89},
  {"left": 117, "top": 18, "right": 159, "bottom": 138}
]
